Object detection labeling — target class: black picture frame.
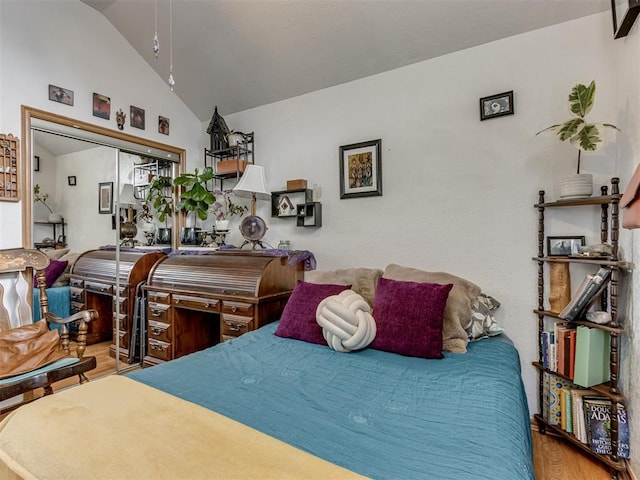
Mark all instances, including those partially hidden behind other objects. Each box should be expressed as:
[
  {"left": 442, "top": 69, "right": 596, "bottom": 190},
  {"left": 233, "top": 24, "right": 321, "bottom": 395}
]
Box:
[
  {"left": 98, "top": 181, "right": 114, "bottom": 214},
  {"left": 48, "top": 84, "right": 74, "bottom": 106},
  {"left": 34, "top": 156, "right": 40, "bottom": 172},
  {"left": 612, "top": 0, "right": 640, "bottom": 38},
  {"left": 68, "top": 175, "right": 76, "bottom": 186},
  {"left": 339, "top": 139, "right": 382, "bottom": 199},
  {"left": 130, "top": 106, "right": 145, "bottom": 130},
  {"left": 480, "top": 91, "right": 514, "bottom": 121},
  {"left": 547, "top": 236, "right": 586, "bottom": 257}
]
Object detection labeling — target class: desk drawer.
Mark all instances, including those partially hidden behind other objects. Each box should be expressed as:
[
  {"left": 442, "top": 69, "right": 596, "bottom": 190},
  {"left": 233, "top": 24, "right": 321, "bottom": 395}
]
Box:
[
  {"left": 148, "top": 302, "right": 170, "bottom": 323},
  {"left": 85, "top": 281, "right": 113, "bottom": 296},
  {"left": 70, "top": 301, "right": 85, "bottom": 314},
  {"left": 70, "top": 278, "right": 84, "bottom": 289},
  {"left": 113, "top": 295, "right": 129, "bottom": 315},
  {"left": 173, "top": 294, "right": 220, "bottom": 312},
  {"left": 148, "top": 339, "right": 171, "bottom": 361},
  {"left": 222, "top": 301, "right": 254, "bottom": 317},
  {"left": 113, "top": 312, "right": 127, "bottom": 331},
  {"left": 70, "top": 287, "right": 84, "bottom": 303},
  {"left": 147, "top": 291, "right": 170, "bottom": 304},
  {"left": 112, "top": 329, "right": 128, "bottom": 349},
  {"left": 221, "top": 314, "right": 253, "bottom": 337},
  {"left": 148, "top": 319, "right": 172, "bottom": 343}
]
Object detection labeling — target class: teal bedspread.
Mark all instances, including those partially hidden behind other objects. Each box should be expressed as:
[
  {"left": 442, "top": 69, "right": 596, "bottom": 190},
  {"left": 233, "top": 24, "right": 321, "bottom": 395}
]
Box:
[
  {"left": 130, "top": 323, "right": 534, "bottom": 479},
  {"left": 32, "top": 286, "right": 70, "bottom": 325}
]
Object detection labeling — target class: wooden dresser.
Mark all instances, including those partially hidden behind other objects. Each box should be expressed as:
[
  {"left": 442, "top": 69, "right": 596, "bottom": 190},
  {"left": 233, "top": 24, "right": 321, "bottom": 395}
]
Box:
[
  {"left": 69, "top": 249, "right": 166, "bottom": 361},
  {"left": 143, "top": 250, "right": 303, "bottom": 366}
]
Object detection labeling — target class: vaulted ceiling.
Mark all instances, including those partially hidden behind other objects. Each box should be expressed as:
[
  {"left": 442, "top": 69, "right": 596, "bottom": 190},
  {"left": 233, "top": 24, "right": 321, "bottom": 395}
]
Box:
[{"left": 82, "top": 0, "right": 610, "bottom": 121}]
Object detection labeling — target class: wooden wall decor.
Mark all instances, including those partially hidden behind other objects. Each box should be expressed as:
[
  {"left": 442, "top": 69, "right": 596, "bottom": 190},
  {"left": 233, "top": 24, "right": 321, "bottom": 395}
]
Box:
[{"left": 0, "top": 134, "right": 19, "bottom": 202}]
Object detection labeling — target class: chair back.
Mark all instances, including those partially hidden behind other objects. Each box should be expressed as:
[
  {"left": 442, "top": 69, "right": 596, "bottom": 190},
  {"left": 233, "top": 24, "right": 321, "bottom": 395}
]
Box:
[{"left": 0, "top": 248, "right": 50, "bottom": 332}]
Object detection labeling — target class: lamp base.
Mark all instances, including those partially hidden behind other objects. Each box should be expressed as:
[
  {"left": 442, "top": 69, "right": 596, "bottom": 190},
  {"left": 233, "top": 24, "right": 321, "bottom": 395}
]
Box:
[{"left": 120, "top": 221, "right": 137, "bottom": 248}]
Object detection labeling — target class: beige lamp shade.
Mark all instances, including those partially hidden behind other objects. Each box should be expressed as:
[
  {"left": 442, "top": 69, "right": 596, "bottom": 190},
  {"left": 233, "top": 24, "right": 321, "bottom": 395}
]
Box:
[{"left": 232, "top": 165, "right": 271, "bottom": 200}]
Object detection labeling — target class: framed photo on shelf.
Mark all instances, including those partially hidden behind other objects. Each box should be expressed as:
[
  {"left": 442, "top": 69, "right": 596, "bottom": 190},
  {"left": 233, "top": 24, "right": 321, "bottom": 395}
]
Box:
[
  {"left": 612, "top": 0, "right": 640, "bottom": 39},
  {"left": 68, "top": 175, "right": 77, "bottom": 186},
  {"left": 547, "top": 236, "right": 585, "bottom": 257},
  {"left": 480, "top": 91, "right": 514, "bottom": 120},
  {"left": 98, "top": 181, "right": 113, "bottom": 214},
  {"left": 34, "top": 156, "right": 40, "bottom": 172},
  {"left": 339, "top": 139, "right": 382, "bottom": 199}
]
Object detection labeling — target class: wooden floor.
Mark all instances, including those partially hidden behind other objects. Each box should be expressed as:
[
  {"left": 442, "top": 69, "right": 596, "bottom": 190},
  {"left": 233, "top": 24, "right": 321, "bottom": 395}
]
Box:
[{"left": 7, "top": 341, "right": 627, "bottom": 479}]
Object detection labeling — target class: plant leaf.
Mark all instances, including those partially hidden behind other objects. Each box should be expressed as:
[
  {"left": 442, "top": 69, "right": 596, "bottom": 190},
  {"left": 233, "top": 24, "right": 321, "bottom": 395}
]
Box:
[
  {"left": 556, "top": 118, "right": 584, "bottom": 141},
  {"left": 568, "top": 81, "right": 595, "bottom": 118},
  {"left": 569, "top": 123, "right": 603, "bottom": 151}
]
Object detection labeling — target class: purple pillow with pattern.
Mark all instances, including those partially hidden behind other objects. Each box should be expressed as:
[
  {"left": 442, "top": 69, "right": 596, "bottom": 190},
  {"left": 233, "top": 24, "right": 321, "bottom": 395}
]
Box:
[
  {"left": 33, "top": 259, "right": 68, "bottom": 289},
  {"left": 370, "top": 277, "right": 452, "bottom": 359},
  {"left": 275, "top": 280, "right": 351, "bottom": 345}
]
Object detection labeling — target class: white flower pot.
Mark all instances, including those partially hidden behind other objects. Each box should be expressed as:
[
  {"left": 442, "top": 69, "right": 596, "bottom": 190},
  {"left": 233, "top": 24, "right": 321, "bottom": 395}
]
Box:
[
  {"left": 215, "top": 220, "right": 230, "bottom": 231},
  {"left": 559, "top": 174, "right": 593, "bottom": 199},
  {"left": 48, "top": 213, "right": 62, "bottom": 223}
]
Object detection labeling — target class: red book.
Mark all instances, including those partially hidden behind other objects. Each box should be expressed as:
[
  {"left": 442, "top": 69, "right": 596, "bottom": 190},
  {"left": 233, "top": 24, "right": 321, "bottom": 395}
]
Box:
[{"left": 569, "top": 330, "right": 577, "bottom": 380}]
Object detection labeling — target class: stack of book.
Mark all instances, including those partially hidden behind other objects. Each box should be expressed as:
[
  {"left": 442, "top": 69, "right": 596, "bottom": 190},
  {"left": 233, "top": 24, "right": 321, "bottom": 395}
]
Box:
[
  {"left": 558, "top": 268, "right": 611, "bottom": 322},
  {"left": 542, "top": 372, "right": 630, "bottom": 459}
]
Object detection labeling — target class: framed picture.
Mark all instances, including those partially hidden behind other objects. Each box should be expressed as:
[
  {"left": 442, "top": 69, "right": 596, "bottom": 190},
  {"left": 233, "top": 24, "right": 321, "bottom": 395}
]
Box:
[
  {"left": 68, "top": 175, "right": 77, "bottom": 186},
  {"left": 98, "top": 182, "right": 114, "bottom": 214},
  {"left": 339, "top": 139, "right": 382, "bottom": 199},
  {"left": 612, "top": 0, "right": 640, "bottom": 38},
  {"left": 130, "top": 106, "right": 145, "bottom": 130},
  {"left": 93, "top": 93, "right": 111, "bottom": 120},
  {"left": 547, "top": 236, "right": 586, "bottom": 257},
  {"left": 34, "top": 156, "right": 40, "bottom": 172},
  {"left": 480, "top": 91, "right": 514, "bottom": 121},
  {"left": 48, "top": 84, "right": 74, "bottom": 106},
  {"left": 158, "top": 116, "right": 170, "bottom": 135}
]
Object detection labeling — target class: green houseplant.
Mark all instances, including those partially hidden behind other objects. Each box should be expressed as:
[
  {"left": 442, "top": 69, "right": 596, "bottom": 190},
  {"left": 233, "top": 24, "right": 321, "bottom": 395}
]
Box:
[
  {"left": 143, "top": 175, "right": 174, "bottom": 244},
  {"left": 537, "top": 81, "right": 619, "bottom": 198},
  {"left": 174, "top": 167, "right": 216, "bottom": 244}
]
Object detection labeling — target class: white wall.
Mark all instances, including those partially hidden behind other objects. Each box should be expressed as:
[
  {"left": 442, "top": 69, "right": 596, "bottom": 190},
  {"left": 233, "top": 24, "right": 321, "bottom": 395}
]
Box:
[
  {"left": 0, "top": 0, "right": 205, "bottom": 249},
  {"left": 222, "top": 12, "right": 629, "bottom": 424}
]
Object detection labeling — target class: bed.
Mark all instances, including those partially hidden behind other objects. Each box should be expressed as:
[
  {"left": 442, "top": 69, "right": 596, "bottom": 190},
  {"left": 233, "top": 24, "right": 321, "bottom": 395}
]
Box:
[{"left": 0, "top": 264, "right": 535, "bottom": 479}]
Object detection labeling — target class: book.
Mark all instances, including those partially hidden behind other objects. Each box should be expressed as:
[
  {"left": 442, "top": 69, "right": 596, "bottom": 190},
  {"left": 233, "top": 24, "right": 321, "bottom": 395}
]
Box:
[
  {"left": 548, "top": 373, "right": 574, "bottom": 426},
  {"left": 543, "top": 371, "right": 551, "bottom": 421},
  {"left": 573, "top": 326, "right": 610, "bottom": 388},
  {"left": 561, "top": 387, "right": 573, "bottom": 433},
  {"left": 559, "top": 268, "right": 611, "bottom": 321},
  {"left": 568, "top": 329, "right": 577, "bottom": 380},
  {"left": 571, "top": 388, "right": 596, "bottom": 443},
  {"left": 584, "top": 398, "right": 630, "bottom": 459}
]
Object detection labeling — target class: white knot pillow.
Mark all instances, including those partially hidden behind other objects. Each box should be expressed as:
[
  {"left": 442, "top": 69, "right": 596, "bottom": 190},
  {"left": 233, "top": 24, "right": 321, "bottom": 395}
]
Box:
[{"left": 316, "top": 290, "right": 376, "bottom": 352}]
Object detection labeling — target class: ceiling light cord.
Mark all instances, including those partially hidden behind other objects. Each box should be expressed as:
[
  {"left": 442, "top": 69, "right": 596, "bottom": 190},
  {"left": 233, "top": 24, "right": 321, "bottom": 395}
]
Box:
[
  {"left": 167, "top": 0, "right": 175, "bottom": 91},
  {"left": 152, "top": 0, "right": 159, "bottom": 58}
]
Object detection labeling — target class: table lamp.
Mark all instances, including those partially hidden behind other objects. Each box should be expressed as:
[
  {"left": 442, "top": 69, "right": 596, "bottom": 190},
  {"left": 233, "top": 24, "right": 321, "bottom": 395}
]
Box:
[
  {"left": 119, "top": 183, "right": 138, "bottom": 247},
  {"left": 232, "top": 165, "right": 271, "bottom": 249}
]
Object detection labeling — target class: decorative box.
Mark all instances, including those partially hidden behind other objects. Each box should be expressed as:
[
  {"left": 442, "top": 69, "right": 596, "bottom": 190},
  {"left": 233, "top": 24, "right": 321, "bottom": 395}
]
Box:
[
  {"left": 215, "top": 159, "right": 247, "bottom": 175},
  {"left": 286, "top": 179, "right": 307, "bottom": 190}
]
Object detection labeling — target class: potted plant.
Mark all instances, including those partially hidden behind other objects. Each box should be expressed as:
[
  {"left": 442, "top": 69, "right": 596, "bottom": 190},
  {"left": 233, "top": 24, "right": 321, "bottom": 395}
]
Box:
[
  {"left": 143, "top": 175, "right": 174, "bottom": 244},
  {"left": 211, "top": 189, "right": 248, "bottom": 231},
  {"left": 174, "top": 167, "right": 216, "bottom": 244},
  {"left": 34, "top": 184, "right": 62, "bottom": 223},
  {"left": 537, "top": 80, "right": 619, "bottom": 198}
]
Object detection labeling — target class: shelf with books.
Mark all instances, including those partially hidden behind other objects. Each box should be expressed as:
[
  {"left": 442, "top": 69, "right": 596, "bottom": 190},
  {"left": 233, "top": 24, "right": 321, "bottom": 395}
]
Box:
[{"left": 533, "top": 178, "right": 631, "bottom": 477}]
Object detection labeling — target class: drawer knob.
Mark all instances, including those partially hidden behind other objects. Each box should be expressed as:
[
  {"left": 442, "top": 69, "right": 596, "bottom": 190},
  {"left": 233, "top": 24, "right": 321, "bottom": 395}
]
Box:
[
  {"left": 150, "top": 343, "right": 167, "bottom": 352},
  {"left": 151, "top": 309, "right": 163, "bottom": 317},
  {"left": 231, "top": 306, "right": 237, "bottom": 312},
  {"left": 151, "top": 327, "right": 164, "bottom": 336},
  {"left": 225, "top": 321, "right": 242, "bottom": 332}
]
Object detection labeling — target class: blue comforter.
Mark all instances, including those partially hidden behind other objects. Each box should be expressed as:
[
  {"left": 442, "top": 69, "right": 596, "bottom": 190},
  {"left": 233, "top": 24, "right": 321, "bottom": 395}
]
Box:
[{"left": 130, "top": 323, "right": 534, "bottom": 480}]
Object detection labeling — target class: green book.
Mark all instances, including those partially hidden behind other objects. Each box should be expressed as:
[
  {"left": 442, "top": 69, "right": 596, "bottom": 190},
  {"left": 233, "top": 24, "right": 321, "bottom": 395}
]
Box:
[{"left": 573, "top": 326, "right": 610, "bottom": 388}]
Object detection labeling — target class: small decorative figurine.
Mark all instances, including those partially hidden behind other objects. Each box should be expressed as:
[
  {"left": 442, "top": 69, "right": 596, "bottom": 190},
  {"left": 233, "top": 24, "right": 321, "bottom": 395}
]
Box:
[{"left": 116, "top": 109, "right": 126, "bottom": 130}]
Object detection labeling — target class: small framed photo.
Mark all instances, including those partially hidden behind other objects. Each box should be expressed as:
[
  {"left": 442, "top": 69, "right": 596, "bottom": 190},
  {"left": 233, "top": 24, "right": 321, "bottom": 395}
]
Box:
[
  {"left": 48, "top": 84, "right": 74, "bottom": 106},
  {"left": 93, "top": 93, "right": 111, "bottom": 120},
  {"left": 158, "top": 116, "right": 170, "bottom": 135},
  {"left": 34, "top": 156, "right": 40, "bottom": 172},
  {"left": 98, "top": 181, "right": 114, "bottom": 215},
  {"left": 339, "top": 139, "right": 382, "bottom": 199},
  {"left": 612, "top": 0, "right": 640, "bottom": 39},
  {"left": 547, "top": 236, "right": 586, "bottom": 257},
  {"left": 480, "top": 91, "right": 514, "bottom": 121},
  {"left": 130, "top": 106, "right": 145, "bottom": 130},
  {"left": 68, "top": 175, "right": 77, "bottom": 186}
]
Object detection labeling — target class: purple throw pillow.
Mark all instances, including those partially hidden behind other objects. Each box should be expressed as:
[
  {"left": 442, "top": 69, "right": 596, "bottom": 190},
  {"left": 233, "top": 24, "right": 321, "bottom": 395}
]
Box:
[
  {"left": 275, "top": 280, "right": 351, "bottom": 345},
  {"left": 370, "top": 277, "right": 453, "bottom": 359},
  {"left": 33, "top": 259, "right": 68, "bottom": 289}
]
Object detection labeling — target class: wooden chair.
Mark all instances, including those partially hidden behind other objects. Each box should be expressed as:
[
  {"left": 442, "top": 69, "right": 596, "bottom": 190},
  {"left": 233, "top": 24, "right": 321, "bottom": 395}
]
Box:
[{"left": 0, "top": 248, "right": 98, "bottom": 413}]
